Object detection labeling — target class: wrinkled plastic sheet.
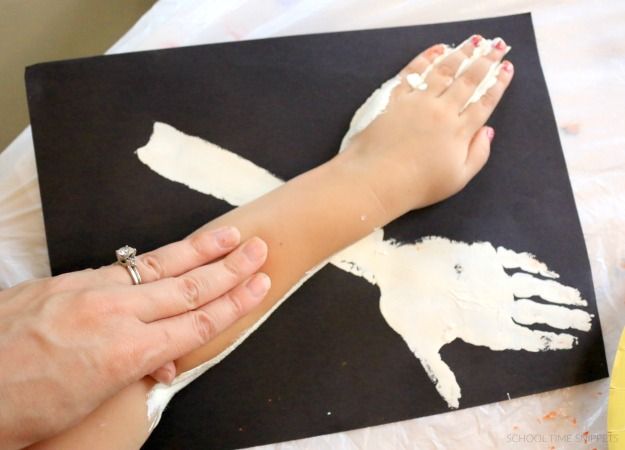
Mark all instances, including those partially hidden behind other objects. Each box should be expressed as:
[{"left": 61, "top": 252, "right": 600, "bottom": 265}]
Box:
[{"left": 1, "top": 1, "right": 623, "bottom": 448}]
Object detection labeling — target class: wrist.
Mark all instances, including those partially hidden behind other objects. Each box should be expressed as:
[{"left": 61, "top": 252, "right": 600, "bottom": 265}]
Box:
[{"left": 330, "top": 145, "right": 419, "bottom": 223}]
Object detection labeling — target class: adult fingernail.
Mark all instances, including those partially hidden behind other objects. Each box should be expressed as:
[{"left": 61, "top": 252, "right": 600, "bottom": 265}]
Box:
[
  {"left": 493, "top": 37, "right": 507, "bottom": 50},
  {"left": 243, "top": 238, "right": 267, "bottom": 262},
  {"left": 501, "top": 60, "right": 514, "bottom": 73},
  {"left": 486, "top": 127, "right": 495, "bottom": 142},
  {"left": 215, "top": 226, "right": 240, "bottom": 249},
  {"left": 246, "top": 273, "right": 271, "bottom": 298},
  {"left": 471, "top": 35, "right": 482, "bottom": 46}
]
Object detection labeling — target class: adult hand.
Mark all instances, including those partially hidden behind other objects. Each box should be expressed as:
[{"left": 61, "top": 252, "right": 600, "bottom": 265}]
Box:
[{"left": 0, "top": 226, "right": 270, "bottom": 450}]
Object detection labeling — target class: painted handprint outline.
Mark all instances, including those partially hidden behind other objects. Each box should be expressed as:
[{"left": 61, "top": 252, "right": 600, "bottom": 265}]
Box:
[{"left": 137, "top": 121, "right": 593, "bottom": 408}]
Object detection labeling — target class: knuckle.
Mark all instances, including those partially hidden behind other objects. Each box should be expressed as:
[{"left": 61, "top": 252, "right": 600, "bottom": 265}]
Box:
[
  {"left": 189, "top": 232, "right": 212, "bottom": 258},
  {"left": 480, "top": 91, "right": 498, "bottom": 109},
  {"left": 139, "top": 253, "right": 165, "bottom": 281},
  {"left": 80, "top": 288, "right": 127, "bottom": 318},
  {"left": 46, "top": 272, "right": 77, "bottom": 292},
  {"left": 192, "top": 309, "right": 218, "bottom": 342},
  {"left": 460, "top": 71, "right": 482, "bottom": 89},
  {"left": 77, "top": 288, "right": 105, "bottom": 311},
  {"left": 222, "top": 255, "right": 242, "bottom": 279},
  {"left": 407, "top": 56, "right": 426, "bottom": 73},
  {"left": 178, "top": 276, "right": 201, "bottom": 310},
  {"left": 487, "top": 50, "right": 502, "bottom": 61},
  {"left": 225, "top": 291, "right": 245, "bottom": 318},
  {"left": 429, "top": 102, "right": 450, "bottom": 122},
  {"left": 436, "top": 62, "right": 455, "bottom": 79},
  {"left": 152, "top": 329, "right": 177, "bottom": 363}
]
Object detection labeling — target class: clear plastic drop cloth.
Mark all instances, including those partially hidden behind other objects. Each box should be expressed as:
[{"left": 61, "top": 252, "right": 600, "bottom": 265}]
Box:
[{"left": 1, "top": 1, "right": 624, "bottom": 448}]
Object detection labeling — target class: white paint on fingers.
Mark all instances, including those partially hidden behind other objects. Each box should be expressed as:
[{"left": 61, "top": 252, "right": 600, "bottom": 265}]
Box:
[
  {"left": 511, "top": 272, "right": 587, "bottom": 307},
  {"left": 498, "top": 325, "right": 578, "bottom": 352},
  {"left": 497, "top": 246, "right": 559, "bottom": 278},
  {"left": 511, "top": 298, "right": 593, "bottom": 331}
]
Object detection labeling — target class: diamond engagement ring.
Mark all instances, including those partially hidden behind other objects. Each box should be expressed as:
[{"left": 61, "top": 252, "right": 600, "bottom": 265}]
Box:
[{"left": 115, "top": 245, "right": 142, "bottom": 285}]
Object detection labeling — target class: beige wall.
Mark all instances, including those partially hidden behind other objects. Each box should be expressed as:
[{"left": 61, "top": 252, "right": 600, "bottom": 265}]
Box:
[{"left": 0, "top": 0, "right": 156, "bottom": 153}]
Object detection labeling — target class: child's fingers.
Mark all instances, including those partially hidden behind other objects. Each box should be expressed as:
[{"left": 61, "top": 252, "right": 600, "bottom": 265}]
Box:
[
  {"left": 422, "top": 37, "right": 476, "bottom": 96},
  {"left": 150, "top": 360, "right": 176, "bottom": 384},
  {"left": 442, "top": 38, "right": 509, "bottom": 108},
  {"left": 460, "top": 61, "right": 514, "bottom": 130},
  {"left": 400, "top": 44, "right": 447, "bottom": 77},
  {"left": 395, "top": 44, "right": 446, "bottom": 93}
]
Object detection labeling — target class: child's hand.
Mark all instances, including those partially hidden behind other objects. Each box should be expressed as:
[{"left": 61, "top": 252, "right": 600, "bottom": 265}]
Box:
[{"left": 338, "top": 36, "right": 514, "bottom": 217}]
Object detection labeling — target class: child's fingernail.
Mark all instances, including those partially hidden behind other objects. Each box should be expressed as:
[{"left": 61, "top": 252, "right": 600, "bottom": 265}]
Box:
[
  {"left": 501, "top": 61, "right": 514, "bottom": 73},
  {"left": 486, "top": 127, "right": 495, "bottom": 142},
  {"left": 493, "top": 37, "right": 507, "bottom": 50},
  {"left": 470, "top": 35, "right": 482, "bottom": 46}
]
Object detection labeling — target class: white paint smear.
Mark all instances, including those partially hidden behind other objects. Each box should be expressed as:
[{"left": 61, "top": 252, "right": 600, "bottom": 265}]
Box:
[
  {"left": 138, "top": 36, "right": 592, "bottom": 428},
  {"left": 136, "top": 124, "right": 282, "bottom": 205},
  {"left": 338, "top": 76, "right": 401, "bottom": 152},
  {"left": 339, "top": 37, "right": 508, "bottom": 152},
  {"left": 138, "top": 122, "right": 593, "bottom": 425}
]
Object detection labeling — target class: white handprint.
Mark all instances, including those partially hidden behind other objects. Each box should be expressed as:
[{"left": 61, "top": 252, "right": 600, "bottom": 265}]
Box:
[
  {"left": 332, "top": 232, "right": 591, "bottom": 406},
  {"left": 137, "top": 121, "right": 592, "bottom": 410}
]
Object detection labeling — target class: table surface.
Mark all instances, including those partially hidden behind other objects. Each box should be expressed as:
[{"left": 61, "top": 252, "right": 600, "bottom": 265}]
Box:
[{"left": 1, "top": 1, "right": 623, "bottom": 448}]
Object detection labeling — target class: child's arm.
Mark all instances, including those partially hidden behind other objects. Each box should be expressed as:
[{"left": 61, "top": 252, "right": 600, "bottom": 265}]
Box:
[{"left": 29, "top": 36, "right": 513, "bottom": 449}]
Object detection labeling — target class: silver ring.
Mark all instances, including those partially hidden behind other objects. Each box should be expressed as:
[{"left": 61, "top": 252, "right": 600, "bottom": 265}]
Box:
[{"left": 115, "top": 245, "right": 142, "bottom": 285}]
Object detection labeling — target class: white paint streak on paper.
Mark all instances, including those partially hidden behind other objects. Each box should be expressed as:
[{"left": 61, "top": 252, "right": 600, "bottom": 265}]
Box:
[
  {"left": 497, "top": 247, "right": 559, "bottom": 278},
  {"left": 138, "top": 123, "right": 593, "bottom": 424},
  {"left": 136, "top": 123, "right": 282, "bottom": 205}
]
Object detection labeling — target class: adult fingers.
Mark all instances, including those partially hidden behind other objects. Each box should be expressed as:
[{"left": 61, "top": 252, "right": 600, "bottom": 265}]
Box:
[
  {"left": 96, "top": 225, "right": 241, "bottom": 285},
  {"left": 145, "top": 272, "right": 271, "bottom": 367},
  {"left": 130, "top": 237, "right": 268, "bottom": 322}
]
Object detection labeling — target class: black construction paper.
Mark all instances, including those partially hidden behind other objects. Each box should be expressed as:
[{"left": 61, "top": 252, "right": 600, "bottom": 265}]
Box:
[{"left": 26, "top": 12, "right": 607, "bottom": 450}]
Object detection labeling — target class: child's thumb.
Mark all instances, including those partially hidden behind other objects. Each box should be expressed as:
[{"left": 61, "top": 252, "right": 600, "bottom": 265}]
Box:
[{"left": 464, "top": 126, "right": 494, "bottom": 180}]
